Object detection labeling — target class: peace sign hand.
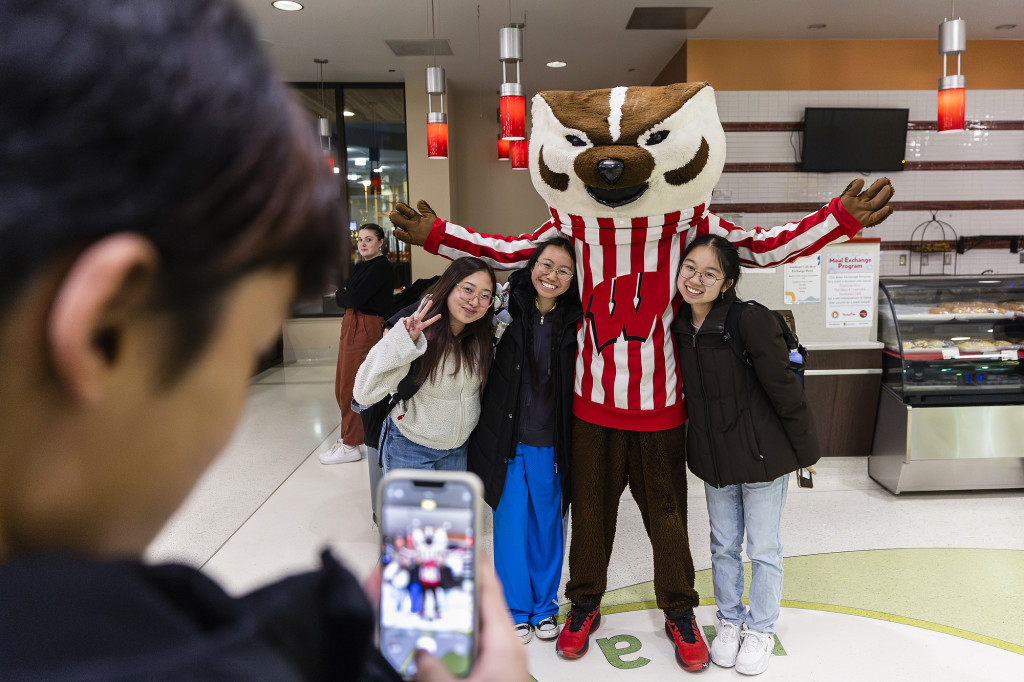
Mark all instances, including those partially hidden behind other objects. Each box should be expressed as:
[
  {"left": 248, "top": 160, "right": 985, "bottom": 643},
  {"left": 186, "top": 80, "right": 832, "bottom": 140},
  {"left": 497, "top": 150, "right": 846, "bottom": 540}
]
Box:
[{"left": 404, "top": 295, "right": 441, "bottom": 342}]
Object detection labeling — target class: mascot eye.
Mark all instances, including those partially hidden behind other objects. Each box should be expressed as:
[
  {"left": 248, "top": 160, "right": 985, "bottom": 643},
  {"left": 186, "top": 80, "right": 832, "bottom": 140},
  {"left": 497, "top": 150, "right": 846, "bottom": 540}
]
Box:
[
  {"left": 565, "top": 135, "right": 587, "bottom": 147},
  {"left": 645, "top": 130, "right": 670, "bottom": 145}
]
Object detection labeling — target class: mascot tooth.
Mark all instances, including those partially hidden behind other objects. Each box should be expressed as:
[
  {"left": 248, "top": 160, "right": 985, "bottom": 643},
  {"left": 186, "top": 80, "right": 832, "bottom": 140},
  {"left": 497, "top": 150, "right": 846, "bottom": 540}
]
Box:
[{"left": 390, "top": 82, "right": 894, "bottom": 661}]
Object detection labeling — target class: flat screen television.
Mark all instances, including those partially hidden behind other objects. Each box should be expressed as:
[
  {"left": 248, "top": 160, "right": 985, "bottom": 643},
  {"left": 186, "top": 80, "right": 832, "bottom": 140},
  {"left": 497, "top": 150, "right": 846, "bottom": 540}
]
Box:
[{"left": 801, "top": 107, "right": 909, "bottom": 173}]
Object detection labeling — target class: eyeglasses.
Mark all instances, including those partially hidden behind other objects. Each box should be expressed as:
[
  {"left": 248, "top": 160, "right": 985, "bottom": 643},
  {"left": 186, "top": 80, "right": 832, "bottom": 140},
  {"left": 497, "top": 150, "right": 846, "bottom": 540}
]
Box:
[
  {"left": 534, "top": 260, "right": 574, "bottom": 281},
  {"left": 456, "top": 283, "right": 492, "bottom": 305},
  {"left": 679, "top": 263, "right": 721, "bottom": 286}
]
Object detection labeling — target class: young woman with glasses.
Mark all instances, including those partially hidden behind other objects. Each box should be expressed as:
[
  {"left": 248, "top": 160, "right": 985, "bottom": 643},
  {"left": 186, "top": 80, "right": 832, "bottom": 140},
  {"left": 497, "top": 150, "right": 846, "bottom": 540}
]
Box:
[
  {"left": 467, "top": 237, "right": 582, "bottom": 645},
  {"left": 671, "top": 234, "right": 820, "bottom": 676},
  {"left": 354, "top": 257, "right": 496, "bottom": 472}
]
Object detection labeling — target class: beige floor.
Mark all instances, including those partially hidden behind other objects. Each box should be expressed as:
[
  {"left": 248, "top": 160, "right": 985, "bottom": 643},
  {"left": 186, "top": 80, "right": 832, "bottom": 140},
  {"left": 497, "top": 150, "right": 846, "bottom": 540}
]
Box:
[{"left": 146, "top": 360, "right": 1024, "bottom": 680}]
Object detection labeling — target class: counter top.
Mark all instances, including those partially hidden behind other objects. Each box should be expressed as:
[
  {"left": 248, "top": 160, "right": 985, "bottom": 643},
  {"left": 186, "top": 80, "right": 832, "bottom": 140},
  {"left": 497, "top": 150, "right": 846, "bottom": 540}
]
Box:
[{"left": 804, "top": 341, "right": 884, "bottom": 351}]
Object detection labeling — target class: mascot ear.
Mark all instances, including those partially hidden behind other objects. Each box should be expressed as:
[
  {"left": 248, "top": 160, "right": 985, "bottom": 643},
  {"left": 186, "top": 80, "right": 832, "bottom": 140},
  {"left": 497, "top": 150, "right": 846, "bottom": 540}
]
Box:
[
  {"left": 389, "top": 199, "right": 439, "bottom": 246},
  {"left": 840, "top": 177, "right": 895, "bottom": 228}
]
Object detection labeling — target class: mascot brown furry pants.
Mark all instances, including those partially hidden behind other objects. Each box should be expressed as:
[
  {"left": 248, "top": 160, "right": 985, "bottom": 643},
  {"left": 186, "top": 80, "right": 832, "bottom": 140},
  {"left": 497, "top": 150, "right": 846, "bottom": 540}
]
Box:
[{"left": 567, "top": 418, "right": 698, "bottom": 610}]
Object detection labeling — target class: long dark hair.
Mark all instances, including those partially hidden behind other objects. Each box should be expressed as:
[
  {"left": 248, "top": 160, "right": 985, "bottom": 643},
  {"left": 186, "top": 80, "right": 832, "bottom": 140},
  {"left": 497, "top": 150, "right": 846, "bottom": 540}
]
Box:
[
  {"left": 416, "top": 257, "right": 496, "bottom": 386},
  {"left": 521, "top": 236, "right": 577, "bottom": 400},
  {"left": 680, "top": 234, "right": 741, "bottom": 291}
]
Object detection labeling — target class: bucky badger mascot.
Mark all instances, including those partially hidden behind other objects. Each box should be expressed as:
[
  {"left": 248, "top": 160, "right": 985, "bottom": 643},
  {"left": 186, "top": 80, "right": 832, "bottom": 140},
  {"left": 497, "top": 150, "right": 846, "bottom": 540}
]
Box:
[{"left": 391, "top": 82, "right": 892, "bottom": 670}]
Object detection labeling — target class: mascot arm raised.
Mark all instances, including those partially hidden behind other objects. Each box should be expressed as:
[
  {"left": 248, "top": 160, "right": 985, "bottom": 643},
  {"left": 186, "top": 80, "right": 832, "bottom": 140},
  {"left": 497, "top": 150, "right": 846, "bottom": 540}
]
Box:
[
  {"left": 391, "top": 199, "right": 557, "bottom": 270},
  {"left": 702, "top": 177, "right": 894, "bottom": 268}
]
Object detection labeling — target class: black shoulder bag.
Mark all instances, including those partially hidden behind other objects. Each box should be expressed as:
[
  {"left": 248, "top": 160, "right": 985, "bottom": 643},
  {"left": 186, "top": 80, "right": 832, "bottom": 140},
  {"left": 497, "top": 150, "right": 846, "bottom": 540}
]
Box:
[{"left": 353, "top": 359, "right": 422, "bottom": 459}]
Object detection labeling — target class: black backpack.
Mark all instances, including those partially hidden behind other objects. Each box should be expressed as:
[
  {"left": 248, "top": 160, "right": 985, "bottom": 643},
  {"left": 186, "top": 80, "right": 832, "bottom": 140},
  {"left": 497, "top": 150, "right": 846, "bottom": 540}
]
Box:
[{"left": 723, "top": 300, "right": 807, "bottom": 385}]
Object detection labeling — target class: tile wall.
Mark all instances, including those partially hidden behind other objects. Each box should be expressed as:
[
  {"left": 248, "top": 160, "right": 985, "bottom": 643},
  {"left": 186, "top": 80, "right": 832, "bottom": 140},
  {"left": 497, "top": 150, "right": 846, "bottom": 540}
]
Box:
[{"left": 714, "top": 90, "right": 1024, "bottom": 277}]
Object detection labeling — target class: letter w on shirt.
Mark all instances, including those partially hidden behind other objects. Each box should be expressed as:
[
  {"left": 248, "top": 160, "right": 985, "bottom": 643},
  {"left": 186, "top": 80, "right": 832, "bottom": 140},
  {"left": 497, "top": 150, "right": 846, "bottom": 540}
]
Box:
[{"left": 585, "top": 273, "right": 667, "bottom": 353}]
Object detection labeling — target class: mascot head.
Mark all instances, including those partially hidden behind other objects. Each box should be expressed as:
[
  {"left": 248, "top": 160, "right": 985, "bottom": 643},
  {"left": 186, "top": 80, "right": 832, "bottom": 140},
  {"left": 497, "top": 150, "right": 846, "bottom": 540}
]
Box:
[{"left": 528, "top": 82, "right": 726, "bottom": 218}]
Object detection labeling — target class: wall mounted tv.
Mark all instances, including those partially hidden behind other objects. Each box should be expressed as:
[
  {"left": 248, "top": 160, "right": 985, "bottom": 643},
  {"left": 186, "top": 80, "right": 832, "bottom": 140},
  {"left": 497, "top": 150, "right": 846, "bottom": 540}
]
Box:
[{"left": 801, "top": 107, "right": 909, "bottom": 173}]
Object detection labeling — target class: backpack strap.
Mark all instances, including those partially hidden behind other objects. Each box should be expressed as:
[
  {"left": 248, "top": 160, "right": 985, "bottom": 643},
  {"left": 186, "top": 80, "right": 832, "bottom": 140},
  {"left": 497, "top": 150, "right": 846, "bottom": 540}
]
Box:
[
  {"left": 394, "top": 358, "right": 423, "bottom": 401},
  {"left": 723, "top": 299, "right": 754, "bottom": 367}
]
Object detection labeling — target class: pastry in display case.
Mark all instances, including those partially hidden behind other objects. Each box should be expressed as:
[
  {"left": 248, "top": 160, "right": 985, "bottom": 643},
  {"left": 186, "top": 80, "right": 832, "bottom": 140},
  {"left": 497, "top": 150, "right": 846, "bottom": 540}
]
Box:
[{"left": 870, "top": 276, "right": 1024, "bottom": 494}]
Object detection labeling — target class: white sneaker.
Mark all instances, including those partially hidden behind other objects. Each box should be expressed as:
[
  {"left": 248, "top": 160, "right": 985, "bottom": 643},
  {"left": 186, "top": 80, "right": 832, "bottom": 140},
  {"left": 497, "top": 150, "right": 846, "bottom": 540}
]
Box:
[
  {"left": 513, "top": 622, "right": 534, "bottom": 644},
  {"left": 735, "top": 629, "right": 774, "bottom": 676},
  {"left": 534, "top": 616, "right": 559, "bottom": 640},
  {"left": 319, "top": 440, "right": 363, "bottom": 464},
  {"left": 709, "top": 619, "right": 741, "bottom": 668}
]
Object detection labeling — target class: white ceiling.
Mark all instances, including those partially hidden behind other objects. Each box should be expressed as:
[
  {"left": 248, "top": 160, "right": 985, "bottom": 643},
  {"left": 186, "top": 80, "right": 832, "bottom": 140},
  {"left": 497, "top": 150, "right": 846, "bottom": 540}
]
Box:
[{"left": 241, "top": 1, "right": 1022, "bottom": 95}]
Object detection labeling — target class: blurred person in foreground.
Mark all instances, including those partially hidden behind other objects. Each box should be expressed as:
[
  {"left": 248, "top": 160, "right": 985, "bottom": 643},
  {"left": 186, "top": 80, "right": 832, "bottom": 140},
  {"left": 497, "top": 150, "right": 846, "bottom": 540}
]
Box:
[{"left": 0, "top": 1, "right": 526, "bottom": 680}]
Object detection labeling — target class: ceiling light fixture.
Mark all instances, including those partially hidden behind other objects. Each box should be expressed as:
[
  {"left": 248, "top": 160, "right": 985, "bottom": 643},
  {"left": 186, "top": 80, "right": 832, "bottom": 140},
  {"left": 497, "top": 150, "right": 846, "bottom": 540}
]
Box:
[
  {"left": 995, "top": 24, "right": 1016, "bottom": 30},
  {"left": 938, "top": 1, "right": 966, "bottom": 133},
  {"left": 425, "top": 0, "right": 448, "bottom": 159},
  {"left": 808, "top": 24, "right": 827, "bottom": 30},
  {"left": 510, "top": 139, "right": 528, "bottom": 170},
  {"left": 272, "top": 1, "right": 303, "bottom": 11},
  {"left": 342, "top": 110, "right": 355, "bottom": 117},
  {"left": 497, "top": 135, "right": 510, "bottom": 161},
  {"left": 314, "top": 58, "right": 334, "bottom": 169},
  {"left": 499, "top": 0, "right": 526, "bottom": 142},
  {"left": 546, "top": 61, "right": 567, "bottom": 68}
]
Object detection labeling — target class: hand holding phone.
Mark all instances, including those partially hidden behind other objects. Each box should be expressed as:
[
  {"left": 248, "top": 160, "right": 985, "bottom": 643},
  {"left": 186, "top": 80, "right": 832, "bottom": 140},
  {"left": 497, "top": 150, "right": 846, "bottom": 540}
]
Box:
[
  {"left": 412, "top": 560, "right": 526, "bottom": 682},
  {"left": 378, "top": 471, "right": 490, "bottom": 679}
]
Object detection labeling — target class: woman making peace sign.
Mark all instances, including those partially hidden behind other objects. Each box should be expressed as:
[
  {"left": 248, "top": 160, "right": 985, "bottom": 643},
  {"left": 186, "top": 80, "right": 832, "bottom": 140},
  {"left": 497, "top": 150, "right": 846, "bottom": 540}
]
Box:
[{"left": 353, "top": 257, "right": 497, "bottom": 472}]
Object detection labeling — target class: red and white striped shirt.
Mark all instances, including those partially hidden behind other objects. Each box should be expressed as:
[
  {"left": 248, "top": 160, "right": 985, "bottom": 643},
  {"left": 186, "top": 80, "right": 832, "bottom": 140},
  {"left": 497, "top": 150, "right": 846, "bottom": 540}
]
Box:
[{"left": 424, "top": 197, "right": 861, "bottom": 431}]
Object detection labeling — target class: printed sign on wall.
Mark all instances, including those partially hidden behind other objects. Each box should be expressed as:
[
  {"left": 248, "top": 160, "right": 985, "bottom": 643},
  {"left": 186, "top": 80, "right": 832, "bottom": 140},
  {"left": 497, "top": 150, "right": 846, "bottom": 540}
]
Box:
[{"left": 825, "top": 253, "right": 875, "bottom": 328}]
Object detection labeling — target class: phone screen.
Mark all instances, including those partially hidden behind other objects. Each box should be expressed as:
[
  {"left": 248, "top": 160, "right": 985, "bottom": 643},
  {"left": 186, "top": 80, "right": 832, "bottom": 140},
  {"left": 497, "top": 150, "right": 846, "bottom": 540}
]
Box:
[{"left": 379, "top": 477, "right": 476, "bottom": 678}]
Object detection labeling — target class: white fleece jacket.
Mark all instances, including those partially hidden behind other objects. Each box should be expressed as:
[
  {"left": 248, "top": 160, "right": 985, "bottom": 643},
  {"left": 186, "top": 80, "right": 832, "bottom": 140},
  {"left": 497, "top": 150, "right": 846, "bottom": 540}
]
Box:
[{"left": 353, "top": 320, "right": 483, "bottom": 451}]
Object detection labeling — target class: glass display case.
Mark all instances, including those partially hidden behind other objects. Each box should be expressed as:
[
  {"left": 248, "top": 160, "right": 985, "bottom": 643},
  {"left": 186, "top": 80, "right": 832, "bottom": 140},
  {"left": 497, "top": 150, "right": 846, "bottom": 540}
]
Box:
[
  {"left": 870, "top": 276, "right": 1024, "bottom": 494},
  {"left": 877, "top": 276, "right": 1024, "bottom": 404}
]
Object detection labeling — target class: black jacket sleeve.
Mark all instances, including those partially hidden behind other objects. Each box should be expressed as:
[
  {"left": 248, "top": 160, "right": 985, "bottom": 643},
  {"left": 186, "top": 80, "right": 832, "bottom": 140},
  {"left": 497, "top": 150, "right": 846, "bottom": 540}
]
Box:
[{"left": 337, "top": 258, "right": 394, "bottom": 316}]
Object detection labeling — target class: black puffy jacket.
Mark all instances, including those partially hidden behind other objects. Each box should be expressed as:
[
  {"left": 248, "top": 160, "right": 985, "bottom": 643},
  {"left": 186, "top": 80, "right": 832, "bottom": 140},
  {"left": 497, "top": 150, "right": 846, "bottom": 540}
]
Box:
[
  {"left": 468, "top": 268, "right": 581, "bottom": 510},
  {"left": 672, "top": 287, "right": 820, "bottom": 487}
]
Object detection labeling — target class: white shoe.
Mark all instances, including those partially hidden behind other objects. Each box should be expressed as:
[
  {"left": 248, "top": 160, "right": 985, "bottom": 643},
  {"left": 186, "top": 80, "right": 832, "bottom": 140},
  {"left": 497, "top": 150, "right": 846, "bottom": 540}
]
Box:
[
  {"left": 319, "top": 440, "right": 363, "bottom": 464},
  {"left": 534, "top": 616, "right": 559, "bottom": 640},
  {"left": 735, "top": 629, "right": 774, "bottom": 675},
  {"left": 513, "top": 622, "right": 534, "bottom": 644},
  {"left": 709, "top": 618, "right": 741, "bottom": 668}
]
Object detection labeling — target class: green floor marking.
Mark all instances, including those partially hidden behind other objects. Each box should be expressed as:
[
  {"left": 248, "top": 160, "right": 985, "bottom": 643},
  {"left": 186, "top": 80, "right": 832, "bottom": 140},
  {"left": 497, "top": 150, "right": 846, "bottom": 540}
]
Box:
[
  {"left": 560, "top": 548, "right": 1024, "bottom": 654},
  {"left": 596, "top": 634, "right": 650, "bottom": 669}
]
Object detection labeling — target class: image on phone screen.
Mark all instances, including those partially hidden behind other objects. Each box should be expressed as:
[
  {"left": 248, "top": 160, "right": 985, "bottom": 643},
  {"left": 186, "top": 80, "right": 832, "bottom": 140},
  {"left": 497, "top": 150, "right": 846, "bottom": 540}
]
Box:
[{"left": 379, "top": 478, "right": 476, "bottom": 678}]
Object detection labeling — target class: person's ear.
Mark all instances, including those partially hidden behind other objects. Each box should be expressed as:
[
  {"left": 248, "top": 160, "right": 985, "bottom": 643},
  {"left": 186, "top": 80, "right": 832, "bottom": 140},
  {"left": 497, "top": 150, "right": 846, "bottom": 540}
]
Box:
[{"left": 47, "top": 234, "right": 158, "bottom": 403}]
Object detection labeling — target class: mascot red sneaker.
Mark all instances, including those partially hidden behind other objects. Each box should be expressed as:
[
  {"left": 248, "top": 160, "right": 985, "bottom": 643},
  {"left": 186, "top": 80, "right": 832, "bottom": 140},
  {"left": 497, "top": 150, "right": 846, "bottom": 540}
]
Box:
[{"left": 391, "top": 82, "right": 893, "bottom": 671}]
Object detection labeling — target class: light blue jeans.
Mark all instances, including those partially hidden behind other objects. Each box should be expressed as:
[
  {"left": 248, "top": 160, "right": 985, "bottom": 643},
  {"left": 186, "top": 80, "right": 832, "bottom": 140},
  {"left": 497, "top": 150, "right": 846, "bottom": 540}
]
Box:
[
  {"left": 704, "top": 474, "right": 789, "bottom": 634},
  {"left": 380, "top": 416, "right": 468, "bottom": 473}
]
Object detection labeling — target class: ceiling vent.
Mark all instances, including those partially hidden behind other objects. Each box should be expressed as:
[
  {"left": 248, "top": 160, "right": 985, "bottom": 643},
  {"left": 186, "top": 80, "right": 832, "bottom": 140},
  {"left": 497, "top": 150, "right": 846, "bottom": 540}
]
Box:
[
  {"left": 626, "top": 7, "right": 711, "bottom": 30},
  {"left": 385, "top": 39, "right": 453, "bottom": 57}
]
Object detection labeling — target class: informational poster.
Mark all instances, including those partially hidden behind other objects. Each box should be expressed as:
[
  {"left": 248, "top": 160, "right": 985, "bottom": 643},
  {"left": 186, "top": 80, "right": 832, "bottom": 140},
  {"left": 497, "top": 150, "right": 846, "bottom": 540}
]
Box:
[
  {"left": 783, "top": 255, "right": 821, "bottom": 304},
  {"left": 825, "top": 252, "right": 875, "bottom": 328}
]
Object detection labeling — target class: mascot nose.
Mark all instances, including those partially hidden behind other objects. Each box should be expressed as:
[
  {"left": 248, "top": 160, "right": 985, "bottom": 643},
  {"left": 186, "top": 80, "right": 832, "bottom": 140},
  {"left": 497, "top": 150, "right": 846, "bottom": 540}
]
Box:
[{"left": 597, "top": 158, "right": 625, "bottom": 185}]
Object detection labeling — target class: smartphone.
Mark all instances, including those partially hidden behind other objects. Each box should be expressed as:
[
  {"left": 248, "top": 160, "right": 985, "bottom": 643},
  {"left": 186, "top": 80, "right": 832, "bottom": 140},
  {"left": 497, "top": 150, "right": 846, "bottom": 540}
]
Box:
[
  {"left": 376, "top": 470, "right": 483, "bottom": 679},
  {"left": 797, "top": 468, "right": 814, "bottom": 489}
]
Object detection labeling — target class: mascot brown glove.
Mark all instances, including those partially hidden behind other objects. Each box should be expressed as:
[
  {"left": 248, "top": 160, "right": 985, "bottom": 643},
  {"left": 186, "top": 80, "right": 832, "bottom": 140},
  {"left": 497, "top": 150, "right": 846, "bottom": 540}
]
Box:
[
  {"left": 840, "top": 177, "right": 895, "bottom": 228},
  {"left": 390, "top": 199, "right": 438, "bottom": 246}
]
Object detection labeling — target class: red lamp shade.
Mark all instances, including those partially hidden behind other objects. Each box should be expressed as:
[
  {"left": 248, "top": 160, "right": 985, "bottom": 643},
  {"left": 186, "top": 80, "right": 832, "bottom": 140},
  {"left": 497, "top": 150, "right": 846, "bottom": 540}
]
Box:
[
  {"left": 497, "top": 137, "right": 510, "bottom": 161},
  {"left": 369, "top": 173, "right": 382, "bottom": 194},
  {"left": 937, "top": 87, "right": 965, "bottom": 132},
  {"left": 500, "top": 94, "right": 526, "bottom": 140},
  {"left": 427, "top": 118, "right": 448, "bottom": 159},
  {"left": 510, "top": 139, "right": 528, "bottom": 169}
]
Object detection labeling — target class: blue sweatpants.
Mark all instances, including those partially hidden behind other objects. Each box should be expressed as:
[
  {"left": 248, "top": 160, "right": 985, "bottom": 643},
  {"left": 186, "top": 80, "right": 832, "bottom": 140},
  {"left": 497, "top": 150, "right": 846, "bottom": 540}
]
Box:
[{"left": 493, "top": 443, "right": 564, "bottom": 626}]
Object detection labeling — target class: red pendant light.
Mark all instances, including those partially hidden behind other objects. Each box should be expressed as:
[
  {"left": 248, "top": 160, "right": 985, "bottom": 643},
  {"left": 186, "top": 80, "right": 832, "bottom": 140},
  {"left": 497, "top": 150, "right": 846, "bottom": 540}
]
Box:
[
  {"left": 426, "top": 66, "right": 448, "bottom": 159},
  {"left": 510, "top": 139, "right": 528, "bottom": 169},
  {"left": 499, "top": 25, "right": 526, "bottom": 141},
  {"left": 937, "top": 11, "right": 966, "bottom": 133},
  {"left": 497, "top": 136, "right": 510, "bottom": 161}
]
